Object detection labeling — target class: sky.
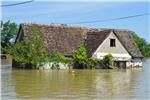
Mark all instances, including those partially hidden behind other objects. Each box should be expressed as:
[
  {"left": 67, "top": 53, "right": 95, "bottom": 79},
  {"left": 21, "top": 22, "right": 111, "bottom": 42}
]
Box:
[{"left": 1, "top": 0, "right": 150, "bottom": 42}]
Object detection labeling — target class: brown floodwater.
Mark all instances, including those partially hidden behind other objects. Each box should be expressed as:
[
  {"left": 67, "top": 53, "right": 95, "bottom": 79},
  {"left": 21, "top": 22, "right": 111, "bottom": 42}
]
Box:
[{"left": 1, "top": 59, "right": 150, "bottom": 100}]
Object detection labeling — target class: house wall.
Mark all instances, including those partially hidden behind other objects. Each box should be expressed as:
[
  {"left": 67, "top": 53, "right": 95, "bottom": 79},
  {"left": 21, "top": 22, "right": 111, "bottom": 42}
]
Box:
[
  {"left": 38, "top": 62, "right": 70, "bottom": 70},
  {"left": 127, "top": 58, "right": 143, "bottom": 68},
  {"left": 92, "top": 31, "right": 131, "bottom": 61}
]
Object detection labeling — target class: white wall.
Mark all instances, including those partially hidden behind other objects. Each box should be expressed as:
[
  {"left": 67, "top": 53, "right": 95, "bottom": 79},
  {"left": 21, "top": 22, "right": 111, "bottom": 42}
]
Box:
[{"left": 92, "top": 31, "right": 131, "bottom": 61}]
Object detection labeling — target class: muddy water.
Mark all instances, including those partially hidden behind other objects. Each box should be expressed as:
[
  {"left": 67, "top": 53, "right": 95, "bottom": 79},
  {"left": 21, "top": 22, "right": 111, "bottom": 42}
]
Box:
[{"left": 1, "top": 59, "right": 150, "bottom": 100}]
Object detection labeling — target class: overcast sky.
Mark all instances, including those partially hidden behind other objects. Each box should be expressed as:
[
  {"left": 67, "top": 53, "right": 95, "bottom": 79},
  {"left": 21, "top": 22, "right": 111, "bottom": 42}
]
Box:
[{"left": 1, "top": 0, "right": 150, "bottom": 42}]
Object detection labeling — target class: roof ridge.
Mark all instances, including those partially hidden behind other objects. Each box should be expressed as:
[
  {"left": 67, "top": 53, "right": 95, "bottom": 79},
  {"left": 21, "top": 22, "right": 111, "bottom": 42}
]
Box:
[
  {"left": 101, "top": 28, "right": 132, "bottom": 32},
  {"left": 21, "top": 23, "right": 91, "bottom": 29},
  {"left": 21, "top": 23, "right": 133, "bottom": 32}
]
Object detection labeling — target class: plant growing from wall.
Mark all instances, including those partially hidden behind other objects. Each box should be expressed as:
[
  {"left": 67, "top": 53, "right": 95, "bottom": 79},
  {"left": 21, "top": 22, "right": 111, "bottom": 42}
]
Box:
[{"left": 4, "top": 27, "right": 49, "bottom": 68}]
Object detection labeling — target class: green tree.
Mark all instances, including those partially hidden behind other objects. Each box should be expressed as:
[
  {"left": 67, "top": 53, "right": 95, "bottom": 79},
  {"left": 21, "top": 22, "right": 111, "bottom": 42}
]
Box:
[
  {"left": 132, "top": 32, "right": 150, "bottom": 57},
  {"left": 72, "top": 44, "right": 99, "bottom": 69},
  {"left": 4, "top": 27, "right": 48, "bottom": 68},
  {"left": 1, "top": 21, "right": 19, "bottom": 52},
  {"left": 73, "top": 44, "right": 88, "bottom": 69},
  {"left": 142, "top": 44, "right": 150, "bottom": 57}
]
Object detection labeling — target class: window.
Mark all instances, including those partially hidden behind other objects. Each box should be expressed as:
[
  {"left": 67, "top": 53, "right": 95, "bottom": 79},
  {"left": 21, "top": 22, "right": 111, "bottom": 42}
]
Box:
[{"left": 110, "top": 39, "right": 116, "bottom": 47}]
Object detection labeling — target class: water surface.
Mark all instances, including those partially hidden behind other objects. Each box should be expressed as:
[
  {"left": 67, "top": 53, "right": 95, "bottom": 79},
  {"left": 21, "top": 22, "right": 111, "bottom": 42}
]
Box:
[{"left": 1, "top": 59, "right": 150, "bottom": 100}]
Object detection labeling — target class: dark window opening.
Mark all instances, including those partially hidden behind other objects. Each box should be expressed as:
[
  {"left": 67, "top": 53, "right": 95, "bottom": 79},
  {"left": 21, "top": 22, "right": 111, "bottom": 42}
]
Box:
[{"left": 110, "top": 39, "right": 116, "bottom": 47}]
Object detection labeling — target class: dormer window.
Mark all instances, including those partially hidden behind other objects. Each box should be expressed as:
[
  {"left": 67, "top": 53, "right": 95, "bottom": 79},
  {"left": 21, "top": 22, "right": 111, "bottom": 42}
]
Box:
[{"left": 110, "top": 39, "right": 116, "bottom": 47}]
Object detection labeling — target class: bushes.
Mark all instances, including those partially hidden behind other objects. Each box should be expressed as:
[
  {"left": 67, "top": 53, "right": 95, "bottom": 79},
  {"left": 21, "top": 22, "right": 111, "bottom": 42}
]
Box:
[
  {"left": 73, "top": 44, "right": 88, "bottom": 69},
  {"left": 49, "top": 51, "right": 73, "bottom": 64},
  {"left": 48, "top": 51, "right": 72, "bottom": 69},
  {"left": 49, "top": 51, "right": 67, "bottom": 63},
  {"left": 72, "top": 44, "right": 100, "bottom": 69},
  {"left": 4, "top": 27, "right": 49, "bottom": 68},
  {"left": 86, "top": 58, "right": 100, "bottom": 69},
  {"left": 101, "top": 54, "right": 113, "bottom": 69}
]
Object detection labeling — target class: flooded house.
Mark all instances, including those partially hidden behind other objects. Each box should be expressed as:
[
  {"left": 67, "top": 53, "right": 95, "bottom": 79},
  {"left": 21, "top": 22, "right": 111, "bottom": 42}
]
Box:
[{"left": 15, "top": 23, "right": 143, "bottom": 68}]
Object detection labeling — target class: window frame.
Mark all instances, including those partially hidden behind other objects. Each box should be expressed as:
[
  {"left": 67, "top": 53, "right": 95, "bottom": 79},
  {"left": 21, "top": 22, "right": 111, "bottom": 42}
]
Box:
[{"left": 110, "top": 38, "right": 116, "bottom": 47}]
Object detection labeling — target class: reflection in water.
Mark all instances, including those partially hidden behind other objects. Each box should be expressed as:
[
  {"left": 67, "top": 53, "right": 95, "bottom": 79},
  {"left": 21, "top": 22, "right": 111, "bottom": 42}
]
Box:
[
  {"left": 95, "top": 69, "right": 144, "bottom": 99},
  {"left": 1, "top": 59, "right": 150, "bottom": 100},
  {"left": 11, "top": 70, "right": 97, "bottom": 99}
]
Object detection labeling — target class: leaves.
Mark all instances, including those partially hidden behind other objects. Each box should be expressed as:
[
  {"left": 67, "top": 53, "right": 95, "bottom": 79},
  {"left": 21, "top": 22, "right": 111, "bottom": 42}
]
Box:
[
  {"left": 49, "top": 51, "right": 72, "bottom": 63},
  {"left": 73, "top": 44, "right": 88, "bottom": 62},
  {"left": 1, "top": 20, "right": 18, "bottom": 51},
  {"left": 102, "top": 54, "right": 113, "bottom": 69},
  {"left": 132, "top": 32, "right": 150, "bottom": 57},
  {"left": 4, "top": 27, "right": 49, "bottom": 67},
  {"left": 72, "top": 44, "right": 99, "bottom": 69}
]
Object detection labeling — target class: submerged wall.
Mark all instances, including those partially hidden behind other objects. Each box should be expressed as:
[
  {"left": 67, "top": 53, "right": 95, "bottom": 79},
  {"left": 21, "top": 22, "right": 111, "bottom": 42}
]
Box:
[
  {"left": 38, "top": 62, "right": 71, "bottom": 70},
  {"left": 126, "top": 59, "right": 143, "bottom": 68}
]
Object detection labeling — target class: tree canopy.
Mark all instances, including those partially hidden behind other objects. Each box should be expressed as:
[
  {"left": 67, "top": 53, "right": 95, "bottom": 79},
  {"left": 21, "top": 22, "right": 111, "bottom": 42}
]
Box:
[
  {"left": 132, "top": 32, "right": 150, "bottom": 57},
  {"left": 3, "top": 27, "right": 49, "bottom": 67},
  {"left": 1, "top": 20, "right": 19, "bottom": 51}
]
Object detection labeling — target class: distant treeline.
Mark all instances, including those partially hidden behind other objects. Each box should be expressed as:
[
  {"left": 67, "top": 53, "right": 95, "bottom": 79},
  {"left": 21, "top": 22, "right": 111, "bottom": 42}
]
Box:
[{"left": 1, "top": 20, "right": 150, "bottom": 57}]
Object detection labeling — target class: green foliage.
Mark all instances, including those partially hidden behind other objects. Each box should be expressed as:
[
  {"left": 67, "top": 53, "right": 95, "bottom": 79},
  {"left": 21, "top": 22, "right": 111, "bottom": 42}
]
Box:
[
  {"left": 73, "top": 44, "right": 88, "bottom": 68},
  {"left": 72, "top": 44, "right": 99, "bottom": 69},
  {"left": 73, "top": 44, "right": 88, "bottom": 62},
  {"left": 4, "top": 27, "right": 49, "bottom": 67},
  {"left": 102, "top": 54, "right": 113, "bottom": 69},
  {"left": 49, "top": 51, "right": 72, "bottom": 63},
  {"left": 86, "top": 58, "right": 100, "bottom": 69},
  {"left": 142, "top": 44, "right": 150, "bottom": 57},
  {"left": 1, "top": 20, "right": 19, "bottom": 52},
  {"left": 48, "top": 51, "right": 72, "bottom": 69},
  {"left": 132, "top": 32, "right": 150, "bottom": 57}
]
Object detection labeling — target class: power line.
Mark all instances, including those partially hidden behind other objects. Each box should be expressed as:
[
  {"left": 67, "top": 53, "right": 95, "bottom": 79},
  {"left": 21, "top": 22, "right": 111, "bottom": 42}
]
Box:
[
  {"left": 1, "top": 0, "right": 34, "bottom": 7},
  {"left": 65, "top": 12, "right": 150, "bottom": 24}
]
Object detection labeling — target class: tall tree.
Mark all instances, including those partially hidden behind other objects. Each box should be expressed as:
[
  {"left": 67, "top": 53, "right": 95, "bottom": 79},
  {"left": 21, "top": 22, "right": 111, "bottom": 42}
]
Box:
[{"left": 1, "top": 20, "right": 19, "bottom": 52}]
